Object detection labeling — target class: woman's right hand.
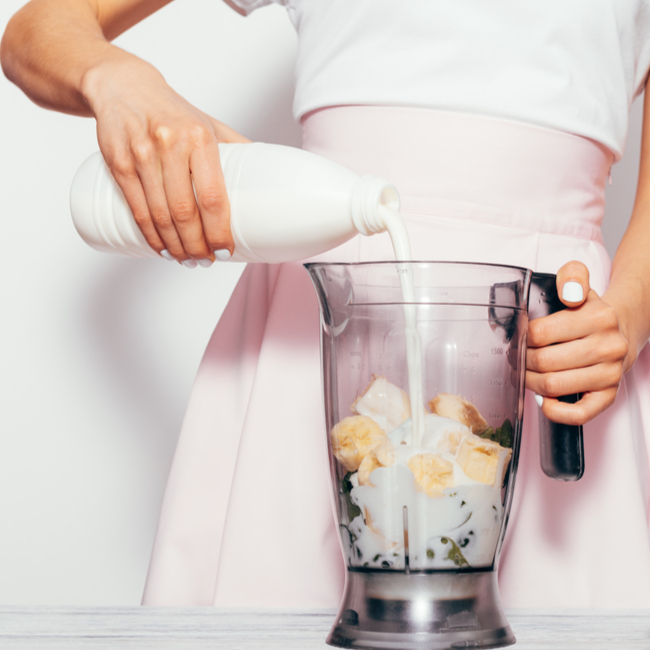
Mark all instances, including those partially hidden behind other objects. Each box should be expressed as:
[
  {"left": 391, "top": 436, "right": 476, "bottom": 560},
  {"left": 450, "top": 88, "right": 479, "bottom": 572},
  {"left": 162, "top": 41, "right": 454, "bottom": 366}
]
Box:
[{"left": 82, "top": 50, "right": 250, "bottom": 266}]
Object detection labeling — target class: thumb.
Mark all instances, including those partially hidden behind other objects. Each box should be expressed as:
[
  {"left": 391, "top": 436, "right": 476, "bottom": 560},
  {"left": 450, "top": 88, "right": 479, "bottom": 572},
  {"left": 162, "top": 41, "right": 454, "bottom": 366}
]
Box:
[
  {"left": 209, "top": 117, "right": 252, "bottom": 144},
  {"left": 556, "top": 260, "right": 590, "bottom": 307}
]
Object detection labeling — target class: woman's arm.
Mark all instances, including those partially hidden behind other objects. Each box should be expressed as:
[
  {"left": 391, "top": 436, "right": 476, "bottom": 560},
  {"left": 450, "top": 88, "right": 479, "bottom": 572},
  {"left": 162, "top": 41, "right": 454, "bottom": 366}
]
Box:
[
  {"left": 526, "top": 84, "right": 650, "bottom": 425},
  {"left": 1, "top": 0, "right": 171, "bottom": 114},
  {"left": 603, "top": 88, "right": 650, "bottom": 370},
  {"left": 1, "top": 0, "right": 245, "bottom": 264}
]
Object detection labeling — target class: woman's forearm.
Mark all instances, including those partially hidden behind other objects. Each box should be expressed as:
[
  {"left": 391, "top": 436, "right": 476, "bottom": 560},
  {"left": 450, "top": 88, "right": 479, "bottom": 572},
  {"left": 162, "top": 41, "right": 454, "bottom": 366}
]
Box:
[
  {"left": 602, "top": 198, "right": 650, "bottom": 371},
  {"left": 0, "top": 0, "right": 170, "bottom": 116},
  {"left": 602, "top": 88, "right": 650, "bottom": 370}
]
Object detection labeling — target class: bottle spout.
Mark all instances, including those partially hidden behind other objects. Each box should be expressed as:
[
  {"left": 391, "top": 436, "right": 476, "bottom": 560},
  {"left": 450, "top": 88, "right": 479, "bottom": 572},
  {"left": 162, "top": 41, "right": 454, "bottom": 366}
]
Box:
[{"left": 351, "top": 175, "right": 401, "bottom": 236}]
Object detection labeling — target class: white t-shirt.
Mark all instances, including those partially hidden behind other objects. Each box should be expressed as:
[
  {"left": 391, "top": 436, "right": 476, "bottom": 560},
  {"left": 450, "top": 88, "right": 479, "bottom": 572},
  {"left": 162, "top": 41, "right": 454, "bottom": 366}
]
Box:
[{"left": 230, "top": 0, "right": 650, "bottom": 159}]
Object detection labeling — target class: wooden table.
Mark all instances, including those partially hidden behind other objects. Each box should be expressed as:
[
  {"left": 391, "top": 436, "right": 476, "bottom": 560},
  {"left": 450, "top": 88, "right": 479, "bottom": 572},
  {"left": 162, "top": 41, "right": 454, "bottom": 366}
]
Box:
[{"left": 0, "top": 607, "right": 648, "bottom": 648}]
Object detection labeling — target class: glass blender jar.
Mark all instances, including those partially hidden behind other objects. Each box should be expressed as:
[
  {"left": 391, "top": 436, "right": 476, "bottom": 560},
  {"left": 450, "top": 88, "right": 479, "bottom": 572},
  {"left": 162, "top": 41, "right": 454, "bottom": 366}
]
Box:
[{"left": 306, "top": 261, "right": 532, "bottom": 650}]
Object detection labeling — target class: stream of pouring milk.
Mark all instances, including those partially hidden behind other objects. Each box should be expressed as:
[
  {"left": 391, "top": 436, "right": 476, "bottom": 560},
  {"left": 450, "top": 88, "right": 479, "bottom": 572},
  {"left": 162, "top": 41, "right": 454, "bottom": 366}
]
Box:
[
  {"left": 378, "top": 205, "right": 424, "bottom": 445},
  {"left": 345, "top": 207, "right": 507, "bottom": 570}
]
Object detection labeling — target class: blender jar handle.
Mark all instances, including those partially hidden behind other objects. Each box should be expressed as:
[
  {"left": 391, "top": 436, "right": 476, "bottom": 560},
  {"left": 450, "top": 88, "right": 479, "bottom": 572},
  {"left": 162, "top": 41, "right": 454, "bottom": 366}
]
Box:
[{"left": 529, "top": 273, "right": 585, "bottom": 481}]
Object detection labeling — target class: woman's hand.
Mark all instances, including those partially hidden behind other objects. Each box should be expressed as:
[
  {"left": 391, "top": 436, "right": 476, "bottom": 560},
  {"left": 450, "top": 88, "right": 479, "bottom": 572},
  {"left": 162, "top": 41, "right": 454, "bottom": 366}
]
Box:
[
  {"left": 525, "top": 261, "right": 631, "bottom": 425},
  {"left": 83, "top": 51, "right": 249, "bottom": 267}
]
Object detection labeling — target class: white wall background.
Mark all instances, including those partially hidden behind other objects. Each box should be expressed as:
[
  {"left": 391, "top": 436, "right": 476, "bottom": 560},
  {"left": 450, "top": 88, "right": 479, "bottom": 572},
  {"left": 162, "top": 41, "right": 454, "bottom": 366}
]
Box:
[{"left": 0, "top": 0, "right": 644, "bottom": 605}]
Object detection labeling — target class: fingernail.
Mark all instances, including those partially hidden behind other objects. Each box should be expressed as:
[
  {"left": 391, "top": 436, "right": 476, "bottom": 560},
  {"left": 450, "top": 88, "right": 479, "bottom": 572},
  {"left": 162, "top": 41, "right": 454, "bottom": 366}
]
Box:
[
  {"left": 181, "top": 259, "right": 198, "bottom": 269},
  {"left": 197, "top": 258, "right": 213, "bottom": 268},
  {"left": 214, "top": 249, "right": 232, "bottom": 262},
  {"left": 534, "top": 394, "right": 544, "bottom": 408},
  {"left": 160, "top": 249, "right": 174, "bottom": 261},
  {"left": 562, "top": 281, "right": 584, "bottom": 303}
]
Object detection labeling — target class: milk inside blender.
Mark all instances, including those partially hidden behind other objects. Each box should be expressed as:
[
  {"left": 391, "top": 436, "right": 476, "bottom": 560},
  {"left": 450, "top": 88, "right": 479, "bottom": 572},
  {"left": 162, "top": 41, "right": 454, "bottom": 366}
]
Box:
[{"left": 306, "top": 261, "right": 532, "bottom": 650}]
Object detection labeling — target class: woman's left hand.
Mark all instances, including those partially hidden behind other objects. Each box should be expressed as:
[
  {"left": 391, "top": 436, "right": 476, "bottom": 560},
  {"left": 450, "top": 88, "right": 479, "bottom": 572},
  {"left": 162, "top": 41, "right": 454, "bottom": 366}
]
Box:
[{"left": 525, "top": 260, "right": 631, "bottom": 425}]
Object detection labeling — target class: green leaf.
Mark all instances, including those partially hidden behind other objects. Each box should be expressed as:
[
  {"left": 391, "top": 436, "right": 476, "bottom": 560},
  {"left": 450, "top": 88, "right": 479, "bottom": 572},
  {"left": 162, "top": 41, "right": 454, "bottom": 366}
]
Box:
[
  {"left": 340, "top": 524, "right": 357, "bottom": 545},
  {"left": 497, "top": 419, "right": 513, "bottom": 448},
  {"left": 440, "top": 537, "right": 470, "bottom": 567},
  {"left": 451, "top": 511, "right": 472, "bottom": 530},
  {"left": 342, "top": 472, "right": 362, "bottom": 522},
  {"left": 479, "top": 419, "right": 513, "bottom": 448},
  {"left": 479, "top": 427, "right": 495, "bottom": 440}
]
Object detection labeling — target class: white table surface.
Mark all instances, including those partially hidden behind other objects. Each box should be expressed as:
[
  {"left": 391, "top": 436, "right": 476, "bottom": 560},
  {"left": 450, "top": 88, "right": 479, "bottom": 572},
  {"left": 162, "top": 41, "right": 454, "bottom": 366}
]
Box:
[{"left": 0, "top": 607, "right": 648, "bottom": 649}]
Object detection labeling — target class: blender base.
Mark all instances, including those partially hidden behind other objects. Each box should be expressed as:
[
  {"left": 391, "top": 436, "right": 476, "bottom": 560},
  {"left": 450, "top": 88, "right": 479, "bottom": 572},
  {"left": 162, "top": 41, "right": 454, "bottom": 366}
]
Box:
[{"left": 327, "top": 569, "right": 515, "bottom": 650}]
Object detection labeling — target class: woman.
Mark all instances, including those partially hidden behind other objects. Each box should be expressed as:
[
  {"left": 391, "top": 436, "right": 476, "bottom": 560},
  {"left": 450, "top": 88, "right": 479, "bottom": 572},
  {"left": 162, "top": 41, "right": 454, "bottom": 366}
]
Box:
[{"left": 2, "top": 0, "right": 649, "bottom": 607}]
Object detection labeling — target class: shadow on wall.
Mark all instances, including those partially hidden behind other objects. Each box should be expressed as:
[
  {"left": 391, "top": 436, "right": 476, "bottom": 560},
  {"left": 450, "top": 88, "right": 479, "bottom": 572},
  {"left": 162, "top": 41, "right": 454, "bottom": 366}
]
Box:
[
  {"left": 81, "top": 260, "right": 188, "bottom": 456},
  {"left": 243, "top": 68, "right": 303, "bottom": 147},
  {"left": 602, "top": 94, "right": 643, "bottom": 259}
]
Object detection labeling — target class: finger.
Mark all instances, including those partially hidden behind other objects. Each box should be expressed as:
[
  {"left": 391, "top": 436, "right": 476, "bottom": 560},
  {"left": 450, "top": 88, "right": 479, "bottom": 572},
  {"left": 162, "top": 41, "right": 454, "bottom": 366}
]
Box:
[
  {"left": 209, "top": 117, "right": 252, "bottom": 144},
  {"left": 189, "top": 140, "right": 233, "bottom": 254},
  {"left": 526, "top": 362, "right": 623, "bottom": 398},
  {"left": 526, "top": 329, "right": 628, "bottom": 373},
  {"left": 527, "top": 292, "right": 620, "bottom": 347},
  {"left": 556, "top": 260, "right": 590, "bottom": 307},
  {"left": 159, "top": 151, "right": 214, "bottom": 261},
  {"left": 110, "top": 162, "right": 166, "bottom": 255},
  {"left": 536, "top": 388, "right": 617, "bottom": 426},
  {"left": 132, "top": 145, "right": 188, "bottom": 260}
]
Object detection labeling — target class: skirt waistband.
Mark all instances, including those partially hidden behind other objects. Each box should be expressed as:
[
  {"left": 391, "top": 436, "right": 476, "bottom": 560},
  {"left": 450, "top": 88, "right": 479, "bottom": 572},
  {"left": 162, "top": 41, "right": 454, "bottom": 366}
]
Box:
[{"left": 301, "top": 106, "right": 614, "bottom": 243}]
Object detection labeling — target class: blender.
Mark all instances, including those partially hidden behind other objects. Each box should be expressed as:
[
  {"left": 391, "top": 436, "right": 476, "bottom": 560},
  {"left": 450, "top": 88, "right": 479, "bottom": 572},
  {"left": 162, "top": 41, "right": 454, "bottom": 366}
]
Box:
[{"left": 306, "top": 261, "right": 531, "bottom": 650}]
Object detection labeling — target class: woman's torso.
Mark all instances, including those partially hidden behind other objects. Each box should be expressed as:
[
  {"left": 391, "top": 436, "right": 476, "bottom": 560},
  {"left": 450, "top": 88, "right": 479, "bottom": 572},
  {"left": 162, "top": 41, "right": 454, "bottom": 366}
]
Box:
[{"left": 233, "top": 0, "right": 650, "bottom": 160}]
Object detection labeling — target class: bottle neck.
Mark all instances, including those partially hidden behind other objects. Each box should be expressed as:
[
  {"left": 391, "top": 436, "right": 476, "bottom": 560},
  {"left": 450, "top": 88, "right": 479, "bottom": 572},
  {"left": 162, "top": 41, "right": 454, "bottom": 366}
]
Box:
[{"left": 350, "top": 175, "right": 401, "bottom": 236}]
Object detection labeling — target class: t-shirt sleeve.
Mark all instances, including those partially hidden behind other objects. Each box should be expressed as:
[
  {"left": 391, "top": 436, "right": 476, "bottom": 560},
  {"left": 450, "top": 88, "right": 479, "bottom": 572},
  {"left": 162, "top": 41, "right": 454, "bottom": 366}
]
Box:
[{"left": 224, "top": 0, "right": 286, "bottom": 16}]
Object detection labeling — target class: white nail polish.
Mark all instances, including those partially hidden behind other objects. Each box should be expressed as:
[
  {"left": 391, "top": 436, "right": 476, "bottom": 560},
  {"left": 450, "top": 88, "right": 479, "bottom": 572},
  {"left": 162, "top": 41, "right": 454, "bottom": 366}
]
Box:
[
  {"left": 181, "top": 259, "right": 198, "bottom": 269},
  {"left": 215, "top": 249, "right": 232, "bottom": 262},
  {"left": 197, "top": 258, "right": 213, "bottom": 268},
  {"left": 535, "top": 394, "right": 544, "bottom": 408},
  {"left": 562, "top": 281, "right": 584, "bottom": 303},
  {"left": 160, "top": 249, "right": 174, "bottom": 261}
]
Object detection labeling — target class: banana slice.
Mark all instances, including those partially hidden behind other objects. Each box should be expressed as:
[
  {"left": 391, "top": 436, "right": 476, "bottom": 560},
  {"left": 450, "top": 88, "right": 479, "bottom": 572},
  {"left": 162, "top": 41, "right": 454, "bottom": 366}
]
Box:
[
  {"left": 331, "top": 415, "right": 388, "bottom": 472},
  {"left": 428, "top": 393, "right": 488, "bottom": 434},
  {"left": 358, "top": 440, "right": 396, "bottom": 486},
  {"left": 407, "top": 453, "right": 454, "bottom": 497},
  {"left": 456, "top": 435, "right": 512, "bottom": 486},
  {"left": 352, "top": 375, "right": 411, "bottom": 434}
]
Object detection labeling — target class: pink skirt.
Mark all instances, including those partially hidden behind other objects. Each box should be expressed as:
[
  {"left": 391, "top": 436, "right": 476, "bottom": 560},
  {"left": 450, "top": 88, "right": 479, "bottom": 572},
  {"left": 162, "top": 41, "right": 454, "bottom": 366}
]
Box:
[{"left": 142, "top": 107, "right": 650, "bottom": 608}]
